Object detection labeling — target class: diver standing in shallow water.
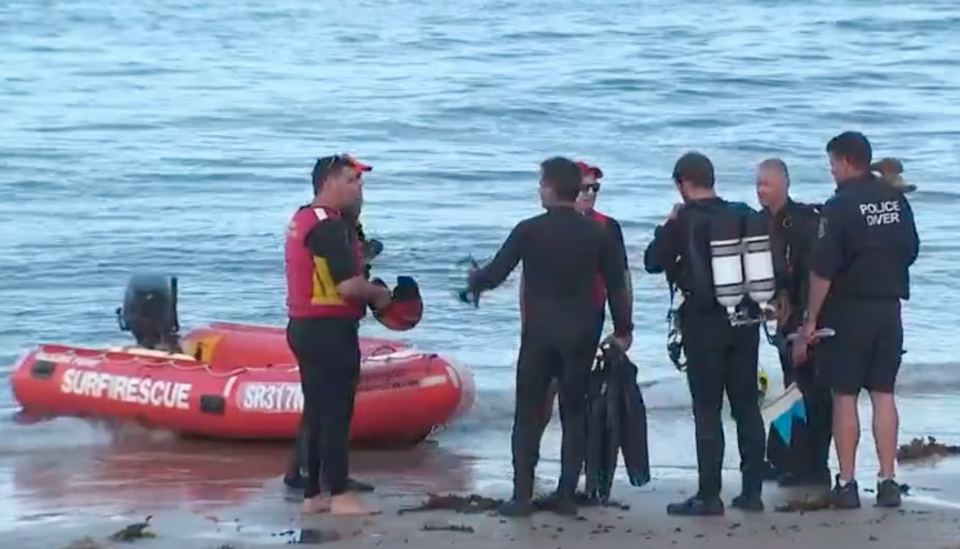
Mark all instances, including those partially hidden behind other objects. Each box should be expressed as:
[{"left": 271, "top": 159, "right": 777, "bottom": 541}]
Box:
[
  {"left": 462, "top": 157, "right": 633, "bottom": 517},
  {"left": 644, "top": 152, "right": 768, "bottom": 516},
  {"left": 755, "top": 158, "right": 833, "bottom": 487}
]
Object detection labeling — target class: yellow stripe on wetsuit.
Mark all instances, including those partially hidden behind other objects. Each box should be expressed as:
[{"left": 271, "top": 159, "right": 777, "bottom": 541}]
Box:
[{"left": 311, "top": 256, "right": 346, "bottom": 305}]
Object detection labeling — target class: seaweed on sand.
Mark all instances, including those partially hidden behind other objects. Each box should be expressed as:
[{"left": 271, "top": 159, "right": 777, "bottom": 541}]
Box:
[
  {"left": 774, "top": 496, "right": 832, "bottom": 514},
  {"left": 398, "top": 494, "right": 505, "bottom": 515},
  {"left": 397, "top": 491, "right": 629, "bottom": 515},
  {"left": 897, "top": 437, "right": 960, "bottom": 462},
  {"left": 59, "top": 517, "right": 156, "bottom": 549},
  {"left": 108, "top": 515, "right": 156, "bottom": 541},
  {"left": 422, "top": 523, "right": 476, "bottom": 533}
]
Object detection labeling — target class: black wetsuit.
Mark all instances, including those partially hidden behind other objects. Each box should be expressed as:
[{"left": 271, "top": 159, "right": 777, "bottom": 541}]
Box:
[
  {"left": 644, "top": 198, "right": 767, "bottom": 515},
  {"left": 467, "top": 205, "right": 633, "bottom": 509},
  {"left": 764, "top": 200, "right": 833, "bottom": 486}
]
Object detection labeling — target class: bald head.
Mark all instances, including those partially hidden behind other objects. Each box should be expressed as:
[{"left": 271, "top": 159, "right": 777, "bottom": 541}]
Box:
[{"left": 756, "top": 157, "right": 790, "bottom": 211}]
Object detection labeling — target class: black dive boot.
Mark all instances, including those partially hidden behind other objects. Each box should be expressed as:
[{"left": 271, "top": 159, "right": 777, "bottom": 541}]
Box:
[
  {"left": 537, "top": 491, "right": 578, "bottom": 517},
  {"left": 282, "top": 429, "right": 374, "bottom": 492},
  {"left": 346, "top": 478, "right": 375, "bottom": 492},
  {"left": 500, "top": 480, "right": 535, "bottom": 518},
  {"left": 666, "top": 494, "right": 725, "bottom": 516},
  {"left": 499, "top": 496, "right": 535, "bottom": 517},
  {"left": 730, "top": 474, "right": 764, "bottom": 512}
]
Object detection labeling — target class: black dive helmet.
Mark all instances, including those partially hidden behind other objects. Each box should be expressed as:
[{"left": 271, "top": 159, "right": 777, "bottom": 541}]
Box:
[
  {"left": 116, "top": 274, "right": 181, "bottom": 350},
  {"left": 708, "top": 204, "right": 777, "bottom": 325}
]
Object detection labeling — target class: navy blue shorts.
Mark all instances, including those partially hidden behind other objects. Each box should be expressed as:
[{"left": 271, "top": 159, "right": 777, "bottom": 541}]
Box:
[{"left": 816, "top": 298, "right": 903, "bottom": 395}]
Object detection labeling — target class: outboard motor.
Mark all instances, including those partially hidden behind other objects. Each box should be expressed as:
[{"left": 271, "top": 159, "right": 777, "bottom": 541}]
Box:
[
  {"left": 116, "top": 274, "right": 181, "bottom": 351},
  {"left": 742, "top": 210, "right": 777, "bottom": 319},
  {"left": 709, "top": 221, "right": 746, "bottom": 319}
]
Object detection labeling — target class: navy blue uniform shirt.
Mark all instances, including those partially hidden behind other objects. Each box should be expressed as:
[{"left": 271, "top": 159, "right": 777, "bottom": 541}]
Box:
[{"left": 811, "top": 175, "right": 919, "bottom": 300}]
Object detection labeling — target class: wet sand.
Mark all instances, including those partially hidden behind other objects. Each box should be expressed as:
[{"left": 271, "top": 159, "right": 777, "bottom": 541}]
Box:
[
  {"left": 7, "top": 437, "right": 960, "bottom": 549},
  {"left": 10, "top": 476, "right": 960, "bottom": 548},
  {"left": 6, "top": 413, "right": 960, "bottom": 547}
]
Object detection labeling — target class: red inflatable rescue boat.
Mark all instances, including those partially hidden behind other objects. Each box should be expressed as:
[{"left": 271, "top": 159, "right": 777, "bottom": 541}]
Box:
[
  {"left": 9, "top": 275, "right": 475, "bottom": 445},
  {"left": 10, "top": 331, "right": 474, "bottom": 445},
  {"left": 178, "top": 321, "right": 412, "bottom": 368}
]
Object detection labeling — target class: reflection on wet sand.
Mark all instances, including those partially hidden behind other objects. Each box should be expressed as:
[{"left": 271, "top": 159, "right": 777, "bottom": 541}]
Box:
[{"left": 1, "top": 418, "right": 478, "bottom": 531}]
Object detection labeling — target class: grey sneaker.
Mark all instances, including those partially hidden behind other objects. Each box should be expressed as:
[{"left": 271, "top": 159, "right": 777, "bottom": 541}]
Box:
[
  {"left": 875, "top": 479, "right": 903, "bottom": 508},
  {"left": 828, "top": 475, "right": 861, "bottom": 509}
]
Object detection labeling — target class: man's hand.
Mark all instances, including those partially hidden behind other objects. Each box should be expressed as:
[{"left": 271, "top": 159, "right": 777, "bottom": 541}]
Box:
[
  {"left": 791, "top": 340, "right": 810, "bottom": 367},
  {"left": 604, "top": 333, "right": 633, "bottom": 353},
  {"left": 368, "top": 279, "right": 393, "bottom": 310},
  {"left": 800, "top": 317, "right": 819, "bottom": 344}
]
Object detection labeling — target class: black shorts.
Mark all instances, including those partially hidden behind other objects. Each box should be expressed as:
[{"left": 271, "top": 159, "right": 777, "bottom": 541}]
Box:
[{"left": 816, "top": 298, "right": 903, "bottom": 395}]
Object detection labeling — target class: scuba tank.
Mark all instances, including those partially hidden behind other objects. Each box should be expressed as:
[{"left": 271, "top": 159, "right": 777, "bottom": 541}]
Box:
[
  {"left": 711, "top": 203, "right": 776, "bottom": 325},
  {"left": 709, "top": 214, "right": 747, "bottom": 318},
  {"left": 742, "top": 209, "right": 777, "bottom": 317}
]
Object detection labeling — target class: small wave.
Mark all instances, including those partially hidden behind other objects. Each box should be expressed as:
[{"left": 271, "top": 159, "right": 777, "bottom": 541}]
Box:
[
  {"left": 445, "top": 375, "right": 691, "bottom": 434},
  {"left": 447, "top": 359, "right": 960, "bottom": 434},
  {"left": 896, "top": 361, "right": 960, "bottom": 394}
]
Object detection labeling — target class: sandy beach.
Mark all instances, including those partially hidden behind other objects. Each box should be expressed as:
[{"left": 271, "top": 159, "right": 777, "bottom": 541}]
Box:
[
  {"left": 5, "top": 398, "right": 960, "bottom": 548},
  {"left": 9, "top": 473, "right": 960, "bottom": 549},
  {"left": 5, "top": 427, "right": 960, "bottom": 549}
]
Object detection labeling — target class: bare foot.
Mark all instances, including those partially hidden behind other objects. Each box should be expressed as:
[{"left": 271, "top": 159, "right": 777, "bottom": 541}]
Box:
[
  {"left": 330, "top": 493, "right": 381, "bottom": 516},
  {"left": 301, "top": 496, "right": 330, "bottom": 515}
]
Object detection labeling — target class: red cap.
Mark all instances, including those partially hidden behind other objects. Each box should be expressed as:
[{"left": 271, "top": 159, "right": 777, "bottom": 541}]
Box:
[
  {"left": 575, "top": 160, "right": 604, "bottom": 179},
  {"left": 342, "top": 154, "right": 372, "bottom": 173},
  {"left": 312, "top": 154, "right": 372, "bottom": 182}
]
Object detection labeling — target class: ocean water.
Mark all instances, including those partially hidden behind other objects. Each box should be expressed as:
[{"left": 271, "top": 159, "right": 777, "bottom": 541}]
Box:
[{"left": 2, "top": 0, "right": 960, "bottom": 528}]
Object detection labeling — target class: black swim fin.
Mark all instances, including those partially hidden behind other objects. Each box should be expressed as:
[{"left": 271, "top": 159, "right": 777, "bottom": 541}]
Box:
[
  {"left": 616, "top": 351, "right": 651, "bottom": 487},
  {"left": 455, "top": 256, "right": 482, "bottom": 308}
]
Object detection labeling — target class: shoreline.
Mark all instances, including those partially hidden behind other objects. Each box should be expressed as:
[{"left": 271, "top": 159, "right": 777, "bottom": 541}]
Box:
[
  {"left": 7, "top": 464, "right": 960, "bottom": 548},
  {"left": 4, "top": 396, "right": 960, "bottom": 547},
  {"left": 0, "top": 399, "right": 960, "bottom": 549}
]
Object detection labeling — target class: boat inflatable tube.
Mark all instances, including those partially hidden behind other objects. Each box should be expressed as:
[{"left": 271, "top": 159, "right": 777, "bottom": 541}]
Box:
[{"left": 11, "top": 337, "right": 475, "bottom": 445}]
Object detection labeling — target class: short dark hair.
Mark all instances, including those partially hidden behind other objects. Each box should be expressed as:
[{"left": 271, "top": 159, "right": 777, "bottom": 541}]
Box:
[
  {"left": 672, "top": 151, "right": 715, "bottom": 189},
  {"left": 311, "top": 154, "right": 372, "bottom": 193},
  {"left": 758, "top": 157, "right": 790, "bottom": 184},
  {"left": 826, "top": 131, "right": 872, "bottom": 169},
  {"left": 540, "top": 157, "right": 582, "bottom": 202}
]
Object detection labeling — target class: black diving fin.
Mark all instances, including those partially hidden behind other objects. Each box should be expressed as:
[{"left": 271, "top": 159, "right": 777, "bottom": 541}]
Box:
[{"left": 454, "top": 256, "right": 482, "bottom": 308}]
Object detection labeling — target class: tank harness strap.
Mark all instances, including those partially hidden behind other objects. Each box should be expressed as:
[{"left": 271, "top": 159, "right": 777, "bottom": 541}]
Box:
[
  {"left": 763, "top": 321, "right": 780, "bottom": 349},
  {"left": 665, "top": 281, "right": 686, "bottom": 372}
]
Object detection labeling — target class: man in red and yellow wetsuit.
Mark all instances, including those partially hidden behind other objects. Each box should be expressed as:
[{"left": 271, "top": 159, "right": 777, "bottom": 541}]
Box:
[
  {"left": 525, "top": 160, "right": 633, "bottom": 436},
  {"left": 285, "top": 154, "right": 394, "bottom": 516},
  {"left": 284, "top": 197, "right": 380, "bottom": 494}
]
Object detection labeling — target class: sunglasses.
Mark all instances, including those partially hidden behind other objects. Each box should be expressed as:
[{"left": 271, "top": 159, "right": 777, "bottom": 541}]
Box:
[
  {"left": 580, "top": 183, "right": 602, "bottom": 194},
  {"left": 315, "top": 154, "right": 371, "bottom": 178}
]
